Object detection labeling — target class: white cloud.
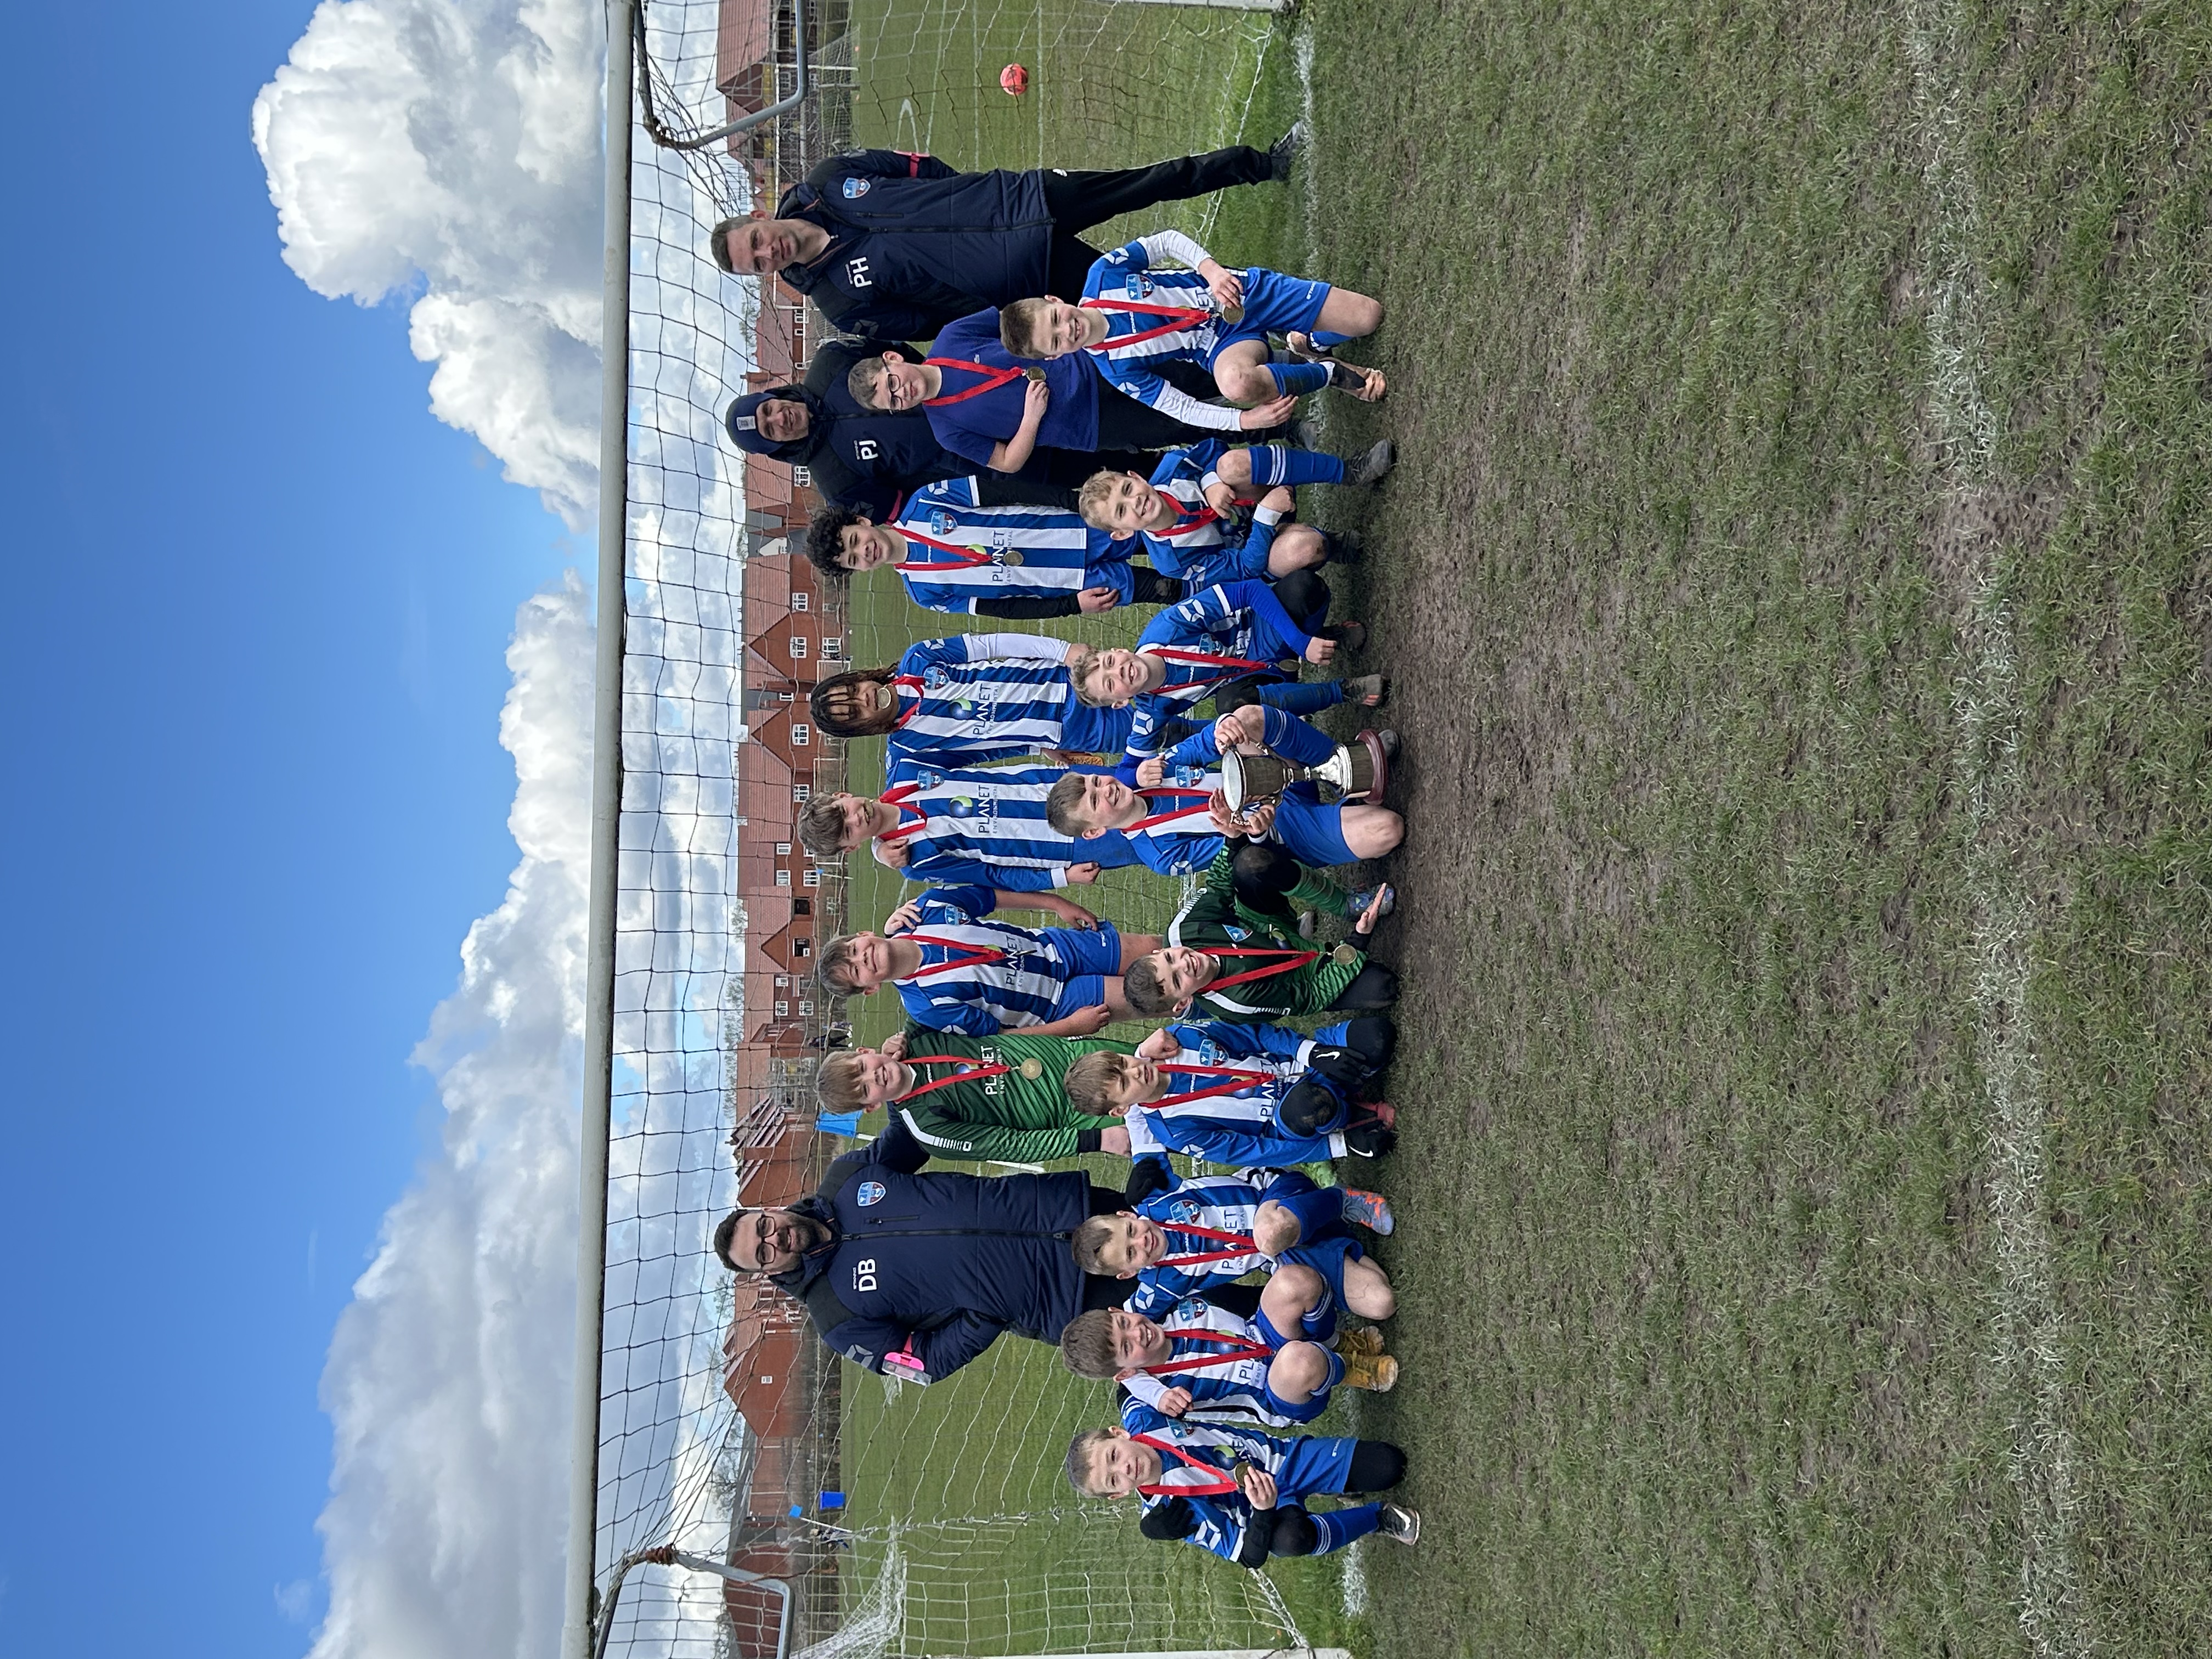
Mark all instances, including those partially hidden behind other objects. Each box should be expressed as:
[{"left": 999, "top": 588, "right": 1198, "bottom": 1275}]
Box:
[
  {"left": 308, "top": 577, "right": 594, "bottom": 1659},
  {"left": 252, "top": 0, "right": 607, "bottom": 525}
]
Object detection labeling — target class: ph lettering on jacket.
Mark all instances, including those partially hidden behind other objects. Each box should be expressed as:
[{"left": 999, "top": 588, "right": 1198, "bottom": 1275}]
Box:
[
  {"left": 854, "top": 438, "right": 878, "bottom": 459},
  {"left": 847, "top": 257, "right": 873, "bottom": 287},
  {"left": 854, "top": 1258, "right": 879, "bottom": 1291}
]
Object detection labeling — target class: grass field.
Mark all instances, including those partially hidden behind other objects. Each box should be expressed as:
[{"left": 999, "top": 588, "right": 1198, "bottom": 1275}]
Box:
[{"left": 815, "top": 0, "right": 2212, "bottom": 1653}]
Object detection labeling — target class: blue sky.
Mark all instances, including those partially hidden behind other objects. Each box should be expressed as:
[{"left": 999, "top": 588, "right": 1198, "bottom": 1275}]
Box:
[{"left": 0, "top": 1, "right": 584, "bottom": 1652}]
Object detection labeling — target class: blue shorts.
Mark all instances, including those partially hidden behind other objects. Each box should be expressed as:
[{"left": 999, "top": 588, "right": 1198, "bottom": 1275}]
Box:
[
  {"left": 1175, "top": 539, "right": 1274, "bottom": 588},
  {"left": 1271, "top": 1434, "right": 1359, "bottom": 1502},
  {"left": 1270, "top": 784, "right": 1357, "bottom": 866},
  {"left": 1260, "top": 1366, "right": 1333, "bottom": 1424},
  {"left": 1204, "top": 269, "right": 1333, "bottom": 369},
  {"left": 1083, "top": 557, "right": 1139, "bottom": 603},
  {"left": 1043, "top": 921, "right": 1121, "bottom": 1017},
  {"left": 1280, "top": 1234, "right": 1365, "bottom": 1307}
]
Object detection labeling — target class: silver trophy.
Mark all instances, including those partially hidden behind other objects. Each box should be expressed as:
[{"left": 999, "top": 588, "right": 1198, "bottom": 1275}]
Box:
[{"left": 1218, "top": 729, "right": 1392, "bottom": 812}]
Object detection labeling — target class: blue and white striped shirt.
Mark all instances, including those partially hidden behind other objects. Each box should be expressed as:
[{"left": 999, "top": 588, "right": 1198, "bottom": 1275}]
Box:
[
  {"left": 1125, "top": 1172, "right": 1288, "bottom": 1316},
  {"left": 1080, "top": 233, "right": 1245, "bottom": 433},
  {"left": 1114, "top": 1418, "right": 1306, "bottom": 1566},
  {"left": 1122, "top": 1020, "right": 1347, "bottom": 1167},
  {"left": 887, "top": 633, "right": 1131, "bottom": 769},
  {"left": 1118, "top": 1297, "right": 1307, "bottom": 1427},
  {"left": 1120, "top": 582, "right": 1314, "bottom": 766},
  {"left": 890, "top": 885, "right": 1089, "bottom": 1035},
  {"left": 893, "top": 478, "right": 1133, "bottom": 614},
  {"left": 881, "top": 758, "right": 1135, "bottom": 891}
]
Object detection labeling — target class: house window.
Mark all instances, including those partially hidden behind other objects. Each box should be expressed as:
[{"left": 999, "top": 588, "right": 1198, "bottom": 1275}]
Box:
[
  {"left": 793, "top": 939, "right": 810, "bottom": 957},
  {"left": 798, "top": 1000, "right": 814, "bottom": 1017},
  {"left": 775, "top": 976, "right": 789, "bottom": 989},
  {"left": 792, "top": 592, "right": 809, "bottom": 612},
  {"left": 789, "top": 636, "right": 808, "bottom": 658},
  {"left": 792, "top": 724, "right": 811, "bottom": 747},
  {"left": 775, "top": 870, "right": 791, "bottom": 888},
  {"left": 792, "top": 466, "right": 812, "bottom": 489},
  {"left": 774, "top": 1001, "right": 788, "bottom": 1018},
  {"left": 794, "top": 899, "right": 811, "bottom": 916},
  {"left": 775, "top": 843, "right": 791, "bottom": 857},
  {"left": 822, "top": 636, "right": 843, "bottom": 660},
  {"left": 793, "top": 785, "right": 811, "bottom": 803},
  {"left": 803, "top": 867, "right": 822, "bottom": 888}
]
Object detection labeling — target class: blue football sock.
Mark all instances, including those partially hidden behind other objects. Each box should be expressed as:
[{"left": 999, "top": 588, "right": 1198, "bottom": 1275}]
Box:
[
  {"left": 1249, "top": 445, "right": 1346, "bottom": 487},
  {"left": 1307, "top": 329, "right": 1354, "bottom": 349},
  {"left": 1310, "top": 1504, "right": 1384, "bottom": 1554},
  {"left": 1263, "top": 361, "right": 1331, "bottom": 398}
]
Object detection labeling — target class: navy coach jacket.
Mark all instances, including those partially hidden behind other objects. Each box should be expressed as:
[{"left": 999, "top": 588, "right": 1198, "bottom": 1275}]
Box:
[
  {"left": 770, "top": 1116, "right": 1093, "bottom": 1383},
  {"left": 775, "top": 149, "right": 1056, "bottom": 341}
]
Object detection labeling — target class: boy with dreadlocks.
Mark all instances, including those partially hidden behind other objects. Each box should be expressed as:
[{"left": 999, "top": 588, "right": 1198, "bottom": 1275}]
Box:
[
  {"left": 1074, "top": 1167, "right": 1398, "bottom": 1322},
  {"left": 1063, "top": 1419, "right": 1419, "bottom": 1566},
  {"left": 1062, "top": 1015, "right": 1399, "bottom": 1166}
]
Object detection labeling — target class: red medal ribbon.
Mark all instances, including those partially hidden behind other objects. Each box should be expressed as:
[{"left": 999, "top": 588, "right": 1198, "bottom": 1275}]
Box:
[
  {"left": 924, "top": 357, "right": 1026, "bottom": 405},
  {"left": 1140, "top": 646, "right": 1276, "bottom": 676},
  {"left": 1159, "top": 498, "right": 1220, "bottom": 539},
  {"left": 1128, "top": 786, "right": 1217, "bottom": 834},
  {"left": 1134, "top": 1330, "right": 1276, "bottom": 1375},
  {"left": 1154, "top": 1219, "right": 1262, "bottom": 1267},
  {"left": 1203, "top": 945, "right": 1322, "bottom": 993},
  {"left": 895, "top": 1056, "right": 1012, "bottom": 1103},
  {"left": 874, "top": 782, "right": 928, "bottom": 843},
  {"left": 1141, "top": 1062, "right": 1278, "bottom": 1109},
  {"left": 1133, "top": 1432, "right": 1241, "bottom": 1498},
  {"left": 899, "top": 933, "right": 1009, "bottom": 980},
  {"left": 1082, "top": 295, "right": 1218, "bottom": 349},
  {"left": 894, "top": 526, "right": 997, "bottom": 572}
]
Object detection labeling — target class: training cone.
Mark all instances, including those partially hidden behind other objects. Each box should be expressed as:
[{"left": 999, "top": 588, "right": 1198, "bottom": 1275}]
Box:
[{"left": 1000, "top": 63, "right": 1029, "bottom": 96}]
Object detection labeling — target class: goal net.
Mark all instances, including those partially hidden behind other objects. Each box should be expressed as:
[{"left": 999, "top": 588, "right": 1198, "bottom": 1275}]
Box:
[{"left": 594, "top": 1, "right": 1322, "bottom": 1657}]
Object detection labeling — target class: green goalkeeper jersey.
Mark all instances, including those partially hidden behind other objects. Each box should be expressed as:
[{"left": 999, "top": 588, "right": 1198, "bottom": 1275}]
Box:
[
  {"left": 1166, "top": 850, "right": 1365, "bottom": 1022},
  {"left": 888, "top": 1026, "right": 1137, "bottom": 1163}
]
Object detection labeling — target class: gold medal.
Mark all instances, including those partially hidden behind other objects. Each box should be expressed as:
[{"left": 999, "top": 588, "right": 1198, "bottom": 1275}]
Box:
[
  {"left": 1019, "top": 1057, "right": 1044, "bottom": 1081},
  {"left": 1024, "top": 366, "right": 1049, "bottom": 382},
  {"left": 1330, "top": 943, "right": 1362, "bottom": 966},
  {"left": 998, "top": 549, "right": 1024, "bottom": 566}
]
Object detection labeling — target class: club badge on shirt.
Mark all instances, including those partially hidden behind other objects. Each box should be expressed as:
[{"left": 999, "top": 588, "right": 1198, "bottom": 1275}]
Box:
[
  {"left": 1169, "top": 1198, "right": 1202, "bottom": 1223},
  {"left": 842, "top": 177, "right": 871, "bottom": 198},
  {"left": 1223, "top": 924, "right": 1249, "bottom": 942},
  {"left": 930, "top": 509, "right": 958, "bottom": 535},
  {"left": 857, "top": 1180, "right": 887, "bottom": 1206}
]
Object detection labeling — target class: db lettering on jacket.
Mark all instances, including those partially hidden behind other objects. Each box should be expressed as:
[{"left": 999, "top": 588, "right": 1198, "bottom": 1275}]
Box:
[{"left": 854, "top": 1257, "right": 879, "bottom": 1291}]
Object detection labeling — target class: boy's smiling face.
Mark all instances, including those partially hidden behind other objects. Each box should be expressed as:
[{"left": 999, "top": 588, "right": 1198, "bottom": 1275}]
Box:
[
  {"left": 1023, "top": 297, "right": 1106, "bottom": 358},
  {"left": 1067, "top": 771, "right": 1141, "bottom": 833},
  {"left": 1147, "top": 945, "right": 1218, "bottom": 1009},
  {"left": 844, "top": 1046, "right": 912, "bottom": 1107},
  {"left": 1093, "top": 472, "right": 1180, "bottom": 536},
  {"left": 1094, "top": 1211, "right": 1171, "bottom": 1276},
  {"left": 1084, "top": 1426, "right": 1166, "bottom": 1499},
  {"left": 1105, "top": 1307, "right": 1175, "bottom": 1370},
  {"left": 836, "top": 520, "right": 906, "bottom": 572}
]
